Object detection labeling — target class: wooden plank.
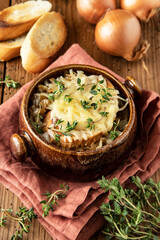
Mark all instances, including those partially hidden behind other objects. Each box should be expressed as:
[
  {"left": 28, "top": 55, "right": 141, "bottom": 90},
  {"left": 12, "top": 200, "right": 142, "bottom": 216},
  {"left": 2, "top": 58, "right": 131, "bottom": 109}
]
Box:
[{"left": 0, "top": 0, "right": 10, "bottom": 104}]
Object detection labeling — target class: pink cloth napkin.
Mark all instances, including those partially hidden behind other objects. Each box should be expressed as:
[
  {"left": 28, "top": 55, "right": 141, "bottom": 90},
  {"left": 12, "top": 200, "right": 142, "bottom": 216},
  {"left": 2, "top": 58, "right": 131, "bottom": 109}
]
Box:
[{"left": 0, "top": 44, "right": 160, "bottom": 240}]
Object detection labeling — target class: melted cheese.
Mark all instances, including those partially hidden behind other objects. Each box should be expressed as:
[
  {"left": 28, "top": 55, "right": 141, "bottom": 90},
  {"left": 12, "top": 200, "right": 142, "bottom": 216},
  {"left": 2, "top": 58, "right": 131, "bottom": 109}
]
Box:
[{"left": 47, "top": 70, "right": 120, "bottom": 140}]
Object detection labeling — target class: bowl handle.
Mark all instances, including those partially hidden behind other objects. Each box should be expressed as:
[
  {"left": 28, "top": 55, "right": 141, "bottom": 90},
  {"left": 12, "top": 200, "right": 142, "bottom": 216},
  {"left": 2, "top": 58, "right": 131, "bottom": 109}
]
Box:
[
  {"left": 10, "top": 131, "right": 35, "bottom": 161},
  {"left": 124, "top": 76, "right": 142, "bottom": 99}
]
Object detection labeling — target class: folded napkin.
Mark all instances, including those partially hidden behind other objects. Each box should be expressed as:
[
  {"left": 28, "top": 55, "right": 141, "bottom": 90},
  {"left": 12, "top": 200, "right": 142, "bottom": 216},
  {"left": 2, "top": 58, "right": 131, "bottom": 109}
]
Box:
[{"left": 0, "top": 44, "right": 160, "bottom": 240}]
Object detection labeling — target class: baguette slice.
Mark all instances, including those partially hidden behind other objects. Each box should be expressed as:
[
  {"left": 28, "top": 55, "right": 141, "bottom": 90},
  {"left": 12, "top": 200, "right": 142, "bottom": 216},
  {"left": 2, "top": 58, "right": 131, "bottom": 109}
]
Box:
[
  {"left": 0, "top": 1, "right": 52, "bottom": 41},
  {"left": 0, "top": 34, "right": 26, "bottom": 61},
  {"left": 20, "top": 11, "right": 67, "bottom": 73},
  {"left": 43, "top": 111, "right": 103, "bottom": 149}
]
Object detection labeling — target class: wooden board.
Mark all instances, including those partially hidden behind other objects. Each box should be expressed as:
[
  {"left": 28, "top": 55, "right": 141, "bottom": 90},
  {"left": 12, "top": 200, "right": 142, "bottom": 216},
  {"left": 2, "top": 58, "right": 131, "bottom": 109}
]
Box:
[{"left": 0, "top": 1, "right": 160, "bottom": 239}]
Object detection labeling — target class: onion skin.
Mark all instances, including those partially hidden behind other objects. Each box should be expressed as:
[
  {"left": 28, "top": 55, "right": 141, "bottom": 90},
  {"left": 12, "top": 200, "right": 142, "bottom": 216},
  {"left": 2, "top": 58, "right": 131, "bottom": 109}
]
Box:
[
  {"left": 120, "top": 0, "right": 160, "bottom": 21},
  {"left": 76, "top": 0, "right": 116, "bottom": 24},
  {"left": 95, "top": 9, "right": 150, "bottom": 61}
]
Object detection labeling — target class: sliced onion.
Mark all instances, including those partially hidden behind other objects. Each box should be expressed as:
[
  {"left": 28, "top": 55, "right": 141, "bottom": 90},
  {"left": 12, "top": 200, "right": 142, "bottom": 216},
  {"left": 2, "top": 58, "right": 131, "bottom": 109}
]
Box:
[
  {"left": 120, "top": 0, "right": 160, "bottom": 21},
  {"left": 76, "top": 0, "right": 116, "bottom": 24},
  {"left": 95, "top": 9, "right": 150, "bottom": 61}
]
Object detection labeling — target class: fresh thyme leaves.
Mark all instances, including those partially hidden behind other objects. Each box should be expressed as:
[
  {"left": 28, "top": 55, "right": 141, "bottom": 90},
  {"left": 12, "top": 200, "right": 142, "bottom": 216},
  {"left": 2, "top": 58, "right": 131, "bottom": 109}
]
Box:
[
  {"left": 77, "top": 78, "right": 81, "bottom": 85},
  {"left": 65, "top": 120, "right": 78, "bottom": 132},
  {"left": 48, "top": 80, "right": 65, "bottom": 101},
  {"left": 0, "top": 207, "right": 37, "bottom": 240},
  {"left": 98, "top": 176, "right": 160, "bottom": 240},
  {"left": 40, "top": 183, "right": 69, "bottom": 217},
  {"left": 91, "top": 102, "right": 98, "bottom": 109},
  {"left": 11, "top": 230, "right": 22, "bottom": 240},
  {"left": 0, "top": 215, "right": 7, "bottom": 227},
  {"left": 55, "top": 118, "right": 64, "bottom": 126},
  {"left": 90, "top": 89, "right": 98, "bottom": 95},
  {"left": 64, "top": 94, "right": 73, "bottom": 103},
  {"left": 108, "top": 120, "right": 120, "bottom": 140},
  {"left": 81, "top": 100, "right": 92, "bottom": 110},
  {"left": 54, "top": 79, "right": 65, "bottom": 93},
  {"left": 0, "top": 75, "right": 20, "bottom": 89},
  {"left": 86, "top": 118, "right": 95, "bottom": 130},
  {"left": 102, "top": 88, "right": 112, "bottom": 101},
  {"left": 90, "top": 85, "right": 98, "bottom": 95},
  {"left": 77, "top": 78, "right": 85, "bottom": 91},
  {"left": 48, "top": 92, "right": 55, "bottom": 101},
  {"left": 109, "top": 130, "right": 119, "bottom": 140},
  {"left": 99, "top": 111, "right": 109, "bottom": 117},
  {"left": 99, "top": 79, "right": 104, "bottom": 84},
  {"left": 55, "top": 133, "right": 61, "bottom": 142},
  {"left": 49, "top": 120, "right": 78, "bottom": 141},
  {"left": 34, "top": 122, "right": 43, "bottom": 134},
  {"left": 0, "top": 210, "right": 8, "bottom": 227}
]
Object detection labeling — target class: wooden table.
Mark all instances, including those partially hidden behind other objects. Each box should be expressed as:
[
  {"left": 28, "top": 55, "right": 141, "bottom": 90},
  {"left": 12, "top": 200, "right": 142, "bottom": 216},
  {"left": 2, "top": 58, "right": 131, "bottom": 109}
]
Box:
[{"left": 0, "top": 1, "right": 159, "bottom": 239}]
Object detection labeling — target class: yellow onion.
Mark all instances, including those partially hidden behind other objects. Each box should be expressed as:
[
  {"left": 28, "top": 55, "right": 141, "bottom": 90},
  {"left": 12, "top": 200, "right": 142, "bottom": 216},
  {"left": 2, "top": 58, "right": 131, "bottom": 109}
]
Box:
[
  {"left": 76, "top": 0, "right": 116, "bottom": 24},
  {"left": 120, "top": 0, "right": 160, "bottom": 21},
  {"left": 95, "top": 9, "right": 150, "bottom": 61}
]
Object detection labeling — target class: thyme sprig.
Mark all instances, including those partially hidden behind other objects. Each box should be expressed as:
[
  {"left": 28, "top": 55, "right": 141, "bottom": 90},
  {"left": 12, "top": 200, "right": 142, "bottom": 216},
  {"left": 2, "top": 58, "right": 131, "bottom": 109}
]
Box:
[
  {"left": 81, "top": 100, "right": 92, "bottom": 110},
  {"left": 0, "top": 75, "right": 20, "bottom": 89},
  {"left": 108, "top": 120, "right": 120, "bottom": 140},
  {"left": 64, "top": 94, "right": 73, "bottom": 103},
  {"left": 98, "top": 176, "right": 160, "bottom": 240},
  {"left": 49, "top": 120, "right": 78, "bottom": 142},
  {"left": 86, "top": 118, "right": 95, "bottom": 130},
  {"left": 48, "top": 80, "right": 65, "bottom": 101},
  {"left": 77, "top": 78, "right": 85, "bottom": 91},
  {"left": 65, "top": 120, "right": 78, "bottom": 132},
  {"left": 40, "top": 183, "right": 69, "bottom": 217},
  {"left": 0, "top": 207, "right": 37, "bottom": 240}
]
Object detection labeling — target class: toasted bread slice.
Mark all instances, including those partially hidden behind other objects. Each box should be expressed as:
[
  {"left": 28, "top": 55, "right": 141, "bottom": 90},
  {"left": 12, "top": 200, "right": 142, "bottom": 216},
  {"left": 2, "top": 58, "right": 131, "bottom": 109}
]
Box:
[
  {"left": 20, "top": 11, "right": 67, "bottom": 73},
  {"left": 0, "top": 34, "right": 26, "bottom": 61},
  {"left": 0, "top": 1, "right": 52, "bottom": 41},
  {"left": 43, "top": 111, "right": 103, "bottom": 149}
]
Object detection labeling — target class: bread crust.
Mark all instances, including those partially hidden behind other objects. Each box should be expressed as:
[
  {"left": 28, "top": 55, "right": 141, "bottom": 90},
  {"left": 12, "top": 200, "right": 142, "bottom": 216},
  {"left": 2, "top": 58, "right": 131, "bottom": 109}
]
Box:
[
  {"left": 0, "top": 1, "right": 52, "bottom": 41},
  {"left": 43, "top": 111, "right": 103, "bottom": 149},
  {"left": 0, "top": 35, "right": 26, "bottom": 61},
  {"left": 20, "top": 12, "right": 67, "bottom": 73}
]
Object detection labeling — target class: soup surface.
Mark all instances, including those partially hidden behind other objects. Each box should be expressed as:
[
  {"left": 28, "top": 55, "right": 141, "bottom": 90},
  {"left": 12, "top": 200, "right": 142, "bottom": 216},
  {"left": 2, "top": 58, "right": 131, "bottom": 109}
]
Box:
[{"left": 29, "top": 70, "right": 129, "bottom": 150}]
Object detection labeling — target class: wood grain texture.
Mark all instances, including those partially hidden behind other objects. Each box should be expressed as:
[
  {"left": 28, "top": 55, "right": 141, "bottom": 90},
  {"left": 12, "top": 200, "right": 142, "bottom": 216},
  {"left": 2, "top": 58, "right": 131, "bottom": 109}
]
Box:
[{"left": 0, "top": 0, "right": 160, "bottom": 239}]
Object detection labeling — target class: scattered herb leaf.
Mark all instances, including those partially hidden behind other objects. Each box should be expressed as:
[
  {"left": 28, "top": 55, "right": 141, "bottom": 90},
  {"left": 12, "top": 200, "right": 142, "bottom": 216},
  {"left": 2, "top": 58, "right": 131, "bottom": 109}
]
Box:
[
  {"left": 91, "top": 102, "right": 98, "bottom": 110},
  {"left": 48, "top": 93, "right": 55, "bottom": 101},
  {"left": 108, "top": 121, "right": 119, "bottom": 140},
  {"left": 77, "top": 78, "right": 85, "bottom": 91},
  {"left": 81, "top": 100, "right": 91, "bottom": 110},
  {"left": 64, "top": 94, "right": 73, "bottom": 103},
  {"left": 99, "top": 79, "right": 104, "bottom": 84},
  {"left": 86, "top": 118, "right": 95, "bottom": 130},
  {"left": 99, "top": 111, "right": 109, "bottom": 117},
  {"left": 0, "top": 75, "right": 20, "bottom": 89},
  {"left": 90, "top": 89, "right": 98, "bottom": 95},
  {"left": 65, "top": 120, "right": 78, "bottom": 132},
  {"left": 55, "top": 134, "right": 61, "bottom": 143},
  {"left": 40, "top": 184, "right": 69, "bottom": 217}
]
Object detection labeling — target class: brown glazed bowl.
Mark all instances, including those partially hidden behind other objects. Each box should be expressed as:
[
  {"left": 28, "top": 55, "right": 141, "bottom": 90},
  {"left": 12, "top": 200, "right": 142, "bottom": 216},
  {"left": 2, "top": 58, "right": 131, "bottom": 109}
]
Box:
[{"left": 10, "top": 64, "right": 142, "bottom": 181}]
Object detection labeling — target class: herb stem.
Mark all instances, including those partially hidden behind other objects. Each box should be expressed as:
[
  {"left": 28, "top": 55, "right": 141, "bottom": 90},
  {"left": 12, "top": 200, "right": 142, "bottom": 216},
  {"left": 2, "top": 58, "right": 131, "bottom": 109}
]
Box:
[
  {"left": 141, "top": 186, "right": 160, "bottom": 215},
  {"left": 48, "top": 189, "right": 67, "bottom": 203},
  {"left": 113, "top": 221, "right": 128, "bottom": 239},
  {"left": 5, "top": 210, "right": 21, "bottom": 221},
  {"left": 125, "top": 217, "right": 154, "bottom": 237}
]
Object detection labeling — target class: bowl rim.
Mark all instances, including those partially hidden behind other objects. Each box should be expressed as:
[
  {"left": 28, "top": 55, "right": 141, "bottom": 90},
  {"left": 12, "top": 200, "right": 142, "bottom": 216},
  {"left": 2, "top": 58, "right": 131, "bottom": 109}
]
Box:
[{"left": 21, "top": 64, "right": 136, "bottom": 156}]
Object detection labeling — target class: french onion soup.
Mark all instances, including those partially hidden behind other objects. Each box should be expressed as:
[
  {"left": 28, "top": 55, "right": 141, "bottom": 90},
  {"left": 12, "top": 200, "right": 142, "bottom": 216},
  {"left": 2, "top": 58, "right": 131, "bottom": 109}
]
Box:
[{"left": 29, "top": 69, "right": 129, "bottom": 150}]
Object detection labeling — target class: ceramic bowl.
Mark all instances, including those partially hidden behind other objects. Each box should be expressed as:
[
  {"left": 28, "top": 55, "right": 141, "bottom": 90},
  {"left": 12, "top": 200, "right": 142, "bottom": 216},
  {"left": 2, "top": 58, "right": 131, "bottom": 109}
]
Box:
[{"left": 10, "top": 64, "right": 142, "bottom": 181}]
